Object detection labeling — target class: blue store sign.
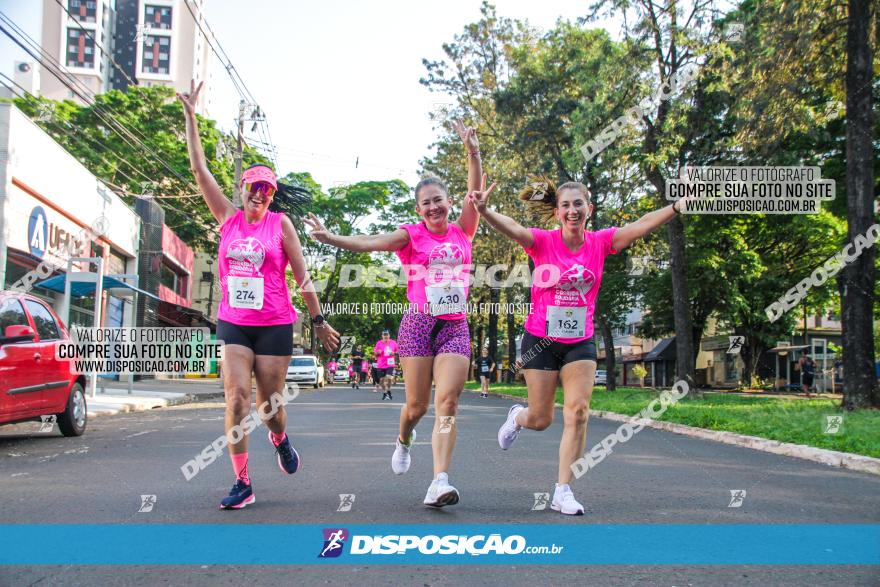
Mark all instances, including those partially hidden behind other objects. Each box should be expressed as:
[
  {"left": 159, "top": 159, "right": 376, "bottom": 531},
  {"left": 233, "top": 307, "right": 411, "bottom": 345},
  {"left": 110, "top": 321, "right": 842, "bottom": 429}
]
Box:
[{"left": 27, "top": 205, "right": 48, "bottom": 258}]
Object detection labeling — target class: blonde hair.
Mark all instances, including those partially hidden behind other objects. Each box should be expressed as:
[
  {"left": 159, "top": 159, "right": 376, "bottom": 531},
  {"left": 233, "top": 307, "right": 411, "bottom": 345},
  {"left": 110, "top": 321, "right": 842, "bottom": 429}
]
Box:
[{"left": 519, "top": 177, "right": 591, "bottom": 223}]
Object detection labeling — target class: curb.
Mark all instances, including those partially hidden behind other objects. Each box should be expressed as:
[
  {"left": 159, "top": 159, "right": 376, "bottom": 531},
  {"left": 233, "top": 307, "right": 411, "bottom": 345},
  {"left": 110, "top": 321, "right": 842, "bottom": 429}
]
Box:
[{"left": 478, "top": 389, "right": 880, "bottom": 477}]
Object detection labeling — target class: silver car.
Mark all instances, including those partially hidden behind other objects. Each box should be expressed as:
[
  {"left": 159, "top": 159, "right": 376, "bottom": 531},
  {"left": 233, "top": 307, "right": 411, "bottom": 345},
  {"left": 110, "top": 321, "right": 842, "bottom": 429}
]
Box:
[
  {"left": 594, "top": 370, "right": 607, "bottom": 385},
  {"left": 286, "top": 356, "right": 325, "bottom": 389}
]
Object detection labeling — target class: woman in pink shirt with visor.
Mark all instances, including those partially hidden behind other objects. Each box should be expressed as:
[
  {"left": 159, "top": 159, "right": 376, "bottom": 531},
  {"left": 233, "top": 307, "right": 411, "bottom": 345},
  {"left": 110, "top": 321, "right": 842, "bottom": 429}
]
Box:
[
  {"left": 470, "top": 178, "right": 684, "bottom": 515},
  {"left": 180, "top": 82, "right": 339, "bottom": 510},
  {"left": 304, "top": 121, "right": 482, "bottom": 508}
]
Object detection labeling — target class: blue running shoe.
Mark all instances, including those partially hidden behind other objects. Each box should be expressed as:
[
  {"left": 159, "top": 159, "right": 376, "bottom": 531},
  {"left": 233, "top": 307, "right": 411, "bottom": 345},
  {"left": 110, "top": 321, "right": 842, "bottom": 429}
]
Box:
[
  {"left": 219, "top": 479, "right": 254, "bottom": 510},
  {"left": 271, "top": 432, "right": 301, "bottom": 474}
]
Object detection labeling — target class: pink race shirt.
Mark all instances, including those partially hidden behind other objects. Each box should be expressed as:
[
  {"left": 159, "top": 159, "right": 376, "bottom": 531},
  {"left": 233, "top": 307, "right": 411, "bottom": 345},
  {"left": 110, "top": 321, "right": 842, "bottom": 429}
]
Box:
[
  {"left": 523, "top": 227, "right": 618, "bottom": 343},
  {"left": 374, "top": 339, "right": 398, "bottom": 369},
  {"left": 395, "top": 222, "right": 472, "bottom": 320},
  {"left": 328, "top": 361, "right": 337, "bottom": 372},
  {"left": 217, "top": 210, "right": 298, "bottom": 326}
]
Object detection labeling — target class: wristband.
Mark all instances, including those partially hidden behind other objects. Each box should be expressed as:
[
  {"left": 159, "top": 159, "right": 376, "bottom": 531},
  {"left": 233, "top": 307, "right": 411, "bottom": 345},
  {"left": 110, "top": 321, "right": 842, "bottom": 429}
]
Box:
[
  {"left": 672, "top": 200, "right": 682, "bottom": 214},
  {"left": 468, "top": 149, "right": 481, "bottom": 158}
]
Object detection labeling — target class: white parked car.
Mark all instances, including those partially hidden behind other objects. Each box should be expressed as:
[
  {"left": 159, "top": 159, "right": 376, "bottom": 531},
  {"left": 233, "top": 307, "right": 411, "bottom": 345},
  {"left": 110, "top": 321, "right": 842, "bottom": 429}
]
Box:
[
  {"left": 594, "top": 370, "right": 608, "bottom": 385},
  {"left": 286, "top": 356, "right": 325, "bottom": 389}
]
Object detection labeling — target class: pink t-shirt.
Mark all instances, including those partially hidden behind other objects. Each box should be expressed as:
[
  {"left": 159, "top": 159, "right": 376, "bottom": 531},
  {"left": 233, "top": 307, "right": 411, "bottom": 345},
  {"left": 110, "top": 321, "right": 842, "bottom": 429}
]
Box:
[
  {"left": 217, "top": 210, "right": 298, "bottom": 326},
  {"left": 374, "top": 339, "right": 398, "bottom": 369},
  {"left": 328, "top": 361, "right": 337, "bottom": 372},
  {"left": 360, "top": 361, "right": 369, "bottom": 373},
  {"left": 395, "top": 222, "right": 472, "bottom": 320},
  {"left": 523, "top": 227, "right": 618, "bottom": 343}
]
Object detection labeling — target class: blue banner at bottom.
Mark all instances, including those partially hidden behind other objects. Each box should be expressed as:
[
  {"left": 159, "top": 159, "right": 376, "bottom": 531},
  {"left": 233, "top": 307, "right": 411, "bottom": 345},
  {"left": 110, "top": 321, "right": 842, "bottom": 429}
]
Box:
[{"left": 0, "top": 524, "right": 877, "bottom": 565}]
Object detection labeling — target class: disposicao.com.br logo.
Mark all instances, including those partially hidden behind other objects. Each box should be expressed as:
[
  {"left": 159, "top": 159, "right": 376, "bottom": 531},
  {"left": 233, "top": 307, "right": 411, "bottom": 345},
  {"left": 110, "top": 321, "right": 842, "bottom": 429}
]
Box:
[{"left": 319, "top": 529, "right": 564, "bottom": 558}]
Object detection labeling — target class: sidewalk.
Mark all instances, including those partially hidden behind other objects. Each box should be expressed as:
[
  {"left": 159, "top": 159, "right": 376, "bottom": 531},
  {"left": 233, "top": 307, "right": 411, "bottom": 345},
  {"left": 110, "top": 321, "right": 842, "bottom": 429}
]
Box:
[{"left": 85, "top": 377, "right": 225, "bottom": 418}]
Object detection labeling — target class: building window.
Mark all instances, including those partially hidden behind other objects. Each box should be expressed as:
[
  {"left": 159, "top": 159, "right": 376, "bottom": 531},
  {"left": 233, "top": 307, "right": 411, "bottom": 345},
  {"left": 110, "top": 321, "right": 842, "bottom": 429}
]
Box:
[
  {"left": 142, "top": 35, "right": 170, "bottom": 74},
  {"left": 144, "top": 5, "right": 172, "bottom": 29},
  {"left": 160, "top": 263, "right": 188, "bottom": 298},
  {"left": 68, "top": 0, "right": 97, "bottom": 23},
  {"left": 66, "top": 29, "right": 95, "bottom": 68}
]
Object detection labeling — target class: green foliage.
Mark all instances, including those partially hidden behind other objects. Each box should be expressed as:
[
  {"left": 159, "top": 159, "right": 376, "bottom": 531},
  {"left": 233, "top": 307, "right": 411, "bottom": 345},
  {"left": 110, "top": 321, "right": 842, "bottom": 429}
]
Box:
[{"left": 13, "top": 86, "right": 271, "bottom": 251}]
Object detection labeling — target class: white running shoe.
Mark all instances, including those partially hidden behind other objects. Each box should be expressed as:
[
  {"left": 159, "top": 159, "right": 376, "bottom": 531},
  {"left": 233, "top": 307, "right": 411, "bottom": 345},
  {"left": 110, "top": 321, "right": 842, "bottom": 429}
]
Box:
[
  {"left": 551, "top": 483, "right": 584, "bottom": 515},
  {"left": 498, "top": 404, "right": 524, "bottom": 450},
  {"left": 391, "top": 429, "right": 416, "bottom": 475},
  {"left": 423, "top": 472, "right": 460, "bottom": 508}
]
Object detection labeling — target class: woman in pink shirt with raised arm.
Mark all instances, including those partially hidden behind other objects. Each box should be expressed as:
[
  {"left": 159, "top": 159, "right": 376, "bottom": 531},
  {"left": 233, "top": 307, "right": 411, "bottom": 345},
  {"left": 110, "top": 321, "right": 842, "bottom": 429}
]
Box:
[
  {"left": 470, "top": 178, "right": 683, "bottom": 516},
  {"left": 303, "top": 121, "right": 482, "bottom": 508},
  {"left": 179, "top": 81, "right": 339, "bottom": 510}
]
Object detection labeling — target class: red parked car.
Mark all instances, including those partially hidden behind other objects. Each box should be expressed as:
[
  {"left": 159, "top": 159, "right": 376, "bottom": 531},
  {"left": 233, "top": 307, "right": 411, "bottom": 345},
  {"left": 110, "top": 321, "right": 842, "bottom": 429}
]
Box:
[{"left": 0, "top": 291, "right": 87, "bottom": 436}]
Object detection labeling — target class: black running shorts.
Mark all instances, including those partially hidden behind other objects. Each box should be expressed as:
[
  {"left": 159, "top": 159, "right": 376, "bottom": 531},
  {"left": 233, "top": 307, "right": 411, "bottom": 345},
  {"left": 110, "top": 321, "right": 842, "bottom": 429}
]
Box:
[
  {"left": 520, "top": 331, "right": 597, "bottom": 371},
  {"left": 216, "top": 320, "right": 294, "bottom": 356}
]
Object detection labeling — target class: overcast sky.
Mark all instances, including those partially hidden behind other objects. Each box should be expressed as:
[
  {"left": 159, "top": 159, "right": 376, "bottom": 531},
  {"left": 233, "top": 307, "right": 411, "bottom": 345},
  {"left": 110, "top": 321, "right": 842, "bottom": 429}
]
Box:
[{"left": 0, "top": 0, "right": 619, "bottom": 192}]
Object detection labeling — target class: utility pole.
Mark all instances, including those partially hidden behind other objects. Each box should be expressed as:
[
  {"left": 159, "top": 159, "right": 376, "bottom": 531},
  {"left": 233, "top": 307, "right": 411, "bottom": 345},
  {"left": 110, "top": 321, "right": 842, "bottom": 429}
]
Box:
[{"left": 233, "top": 99, "right": 245, "bottom": 208}]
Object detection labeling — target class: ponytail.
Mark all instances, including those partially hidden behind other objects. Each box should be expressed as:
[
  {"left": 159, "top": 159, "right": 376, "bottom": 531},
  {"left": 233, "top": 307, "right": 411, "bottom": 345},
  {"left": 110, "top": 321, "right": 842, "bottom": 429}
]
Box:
[
  {"left": 268, "top": 181, "right": 312, "bottom": 217},
  {"left": 518, "top": 177, "right": 591, "bottom": 223},
  {"left": 518, "top": 176, "right": 557, "bottom": 223}
]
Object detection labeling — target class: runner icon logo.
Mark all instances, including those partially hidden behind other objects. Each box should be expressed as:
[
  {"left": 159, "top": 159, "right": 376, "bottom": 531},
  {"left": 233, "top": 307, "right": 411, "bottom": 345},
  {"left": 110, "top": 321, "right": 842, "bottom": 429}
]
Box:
[
  {"left": 319, "top": 528, "right": 349, "bottom": 558},
  {"left": 38, "top": 415, "right": 57, "bottom": 433},
  {"left": 824, "top": 415, "right": 844, "bottom": 435},
  {"left": 138, "top": 495, "right": 156, "bottom": 513},
  {"left": 728, "top": 490, "right": 746, "bottom": 508},
  {"left": 531, "top": 492, "right": 550, "bottom": 511},
  {"left": 438, "top": 416, "right": 455, "bottom": 434},
  {"left": 337, "top": 494, "right": 355, "bottom": 512},
  {"left": 727, "top": 336, "right": 745, "bottom": 354}
]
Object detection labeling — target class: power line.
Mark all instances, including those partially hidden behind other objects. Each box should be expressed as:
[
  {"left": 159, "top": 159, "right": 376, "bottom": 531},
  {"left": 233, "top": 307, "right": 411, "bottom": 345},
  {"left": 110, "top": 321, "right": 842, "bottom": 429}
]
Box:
[
  {"left": 182, "top": 0, "right": 278, "bottom": 166},
  {"left": 0, "top": 76, "right": 212, "bottom": 237},
  {"left": 0, "top": 11, "right": 217, "bottom": 230}
]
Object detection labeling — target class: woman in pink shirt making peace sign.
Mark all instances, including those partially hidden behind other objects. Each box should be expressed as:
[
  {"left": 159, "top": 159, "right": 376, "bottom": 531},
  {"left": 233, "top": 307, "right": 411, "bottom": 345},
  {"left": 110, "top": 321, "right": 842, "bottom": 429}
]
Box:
[
  {"left": 304, "top": 121, "right": 482, "bottom": 508},
  {"left": 470, "top": 178, "right": 684, "bottom": 515}
]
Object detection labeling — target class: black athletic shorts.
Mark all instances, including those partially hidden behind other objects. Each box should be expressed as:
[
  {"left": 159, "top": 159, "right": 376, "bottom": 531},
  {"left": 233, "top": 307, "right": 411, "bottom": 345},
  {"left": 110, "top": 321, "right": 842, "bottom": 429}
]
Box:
[
  {"left": 803, "top": 374, "right": 814, "bottom": 386},
  {"left": 216, "top": 320, "right": 293, "bottom": 356},
  {"left": 520, "top": 330, "right": 597, "bottom": 371},
  {"left": 374, "top": 367, "right": 392, "bottom": 378}
]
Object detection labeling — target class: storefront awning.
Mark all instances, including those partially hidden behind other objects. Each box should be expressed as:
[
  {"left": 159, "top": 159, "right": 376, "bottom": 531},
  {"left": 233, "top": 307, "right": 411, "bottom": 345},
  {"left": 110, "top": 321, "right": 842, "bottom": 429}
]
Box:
[
  {"left": 645, "top": 337, "right": 676, "bottom": 362},
  {"left": 35, "top": 275, "right": 161, "bottom": 301},
  {"left": 766, "top": 344, "right": 810, "bottom": 353}
]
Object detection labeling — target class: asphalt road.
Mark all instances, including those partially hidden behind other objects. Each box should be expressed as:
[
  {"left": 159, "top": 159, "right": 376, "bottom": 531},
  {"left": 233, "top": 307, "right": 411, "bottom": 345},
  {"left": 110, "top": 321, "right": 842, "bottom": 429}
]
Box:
[{"left": 1, "top": 383, "right": 878, "bottom": 586}]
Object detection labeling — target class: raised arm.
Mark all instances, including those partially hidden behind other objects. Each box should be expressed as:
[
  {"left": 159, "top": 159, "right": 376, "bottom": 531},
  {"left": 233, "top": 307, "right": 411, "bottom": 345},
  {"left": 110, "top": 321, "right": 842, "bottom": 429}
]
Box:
[
  {"left": 469, "top": 180, "right": 534, "bottom": 250},
  {"left": 177, "top": 80, "right": 235, "bottom": 224},
  {"left": 611, "top": 200, "right": 681, "bottom": 251},
  {"left": 303, "top": 213, "right": 410, "bottom": 252},
  {"left": 281, "top": 216, "right": 340, "bottom": 352},
  {"left": 452, "top": 120, "right": 482, "bottom": 239}
]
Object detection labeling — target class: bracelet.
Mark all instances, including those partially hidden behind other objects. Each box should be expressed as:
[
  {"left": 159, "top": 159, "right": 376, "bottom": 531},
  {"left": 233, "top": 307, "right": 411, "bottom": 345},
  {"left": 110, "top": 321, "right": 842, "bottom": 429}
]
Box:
[
  {"left": 672, "top": 200, "right": 681, "bottom": 214},
  {"left": 468, "top": 149, "right": 481, "bottom": 158}
]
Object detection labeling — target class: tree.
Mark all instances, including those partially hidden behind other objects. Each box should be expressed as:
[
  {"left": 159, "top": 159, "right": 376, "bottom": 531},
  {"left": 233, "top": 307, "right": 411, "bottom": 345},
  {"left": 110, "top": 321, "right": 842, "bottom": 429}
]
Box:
[
  {"left": 13, "top": 86, "right": 271, "bottom": 251},
  {"left": 841, "top": 0, "right": 878, "bottom": 407}
]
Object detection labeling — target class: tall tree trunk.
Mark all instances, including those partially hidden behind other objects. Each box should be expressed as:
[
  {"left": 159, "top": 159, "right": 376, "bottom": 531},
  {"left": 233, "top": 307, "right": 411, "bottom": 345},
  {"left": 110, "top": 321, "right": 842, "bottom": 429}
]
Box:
[
  {"left": 667, "top": 215, "right": 697, "bottom": 393},
  {"left": 644, "top": 102, "right": 696, "bottom": 395},
  {"left": 599, "top": 315, "right": 616, "bottom": 391},
  {"left": 840, "top": 0, "right": 878, "bottom": 409}
]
